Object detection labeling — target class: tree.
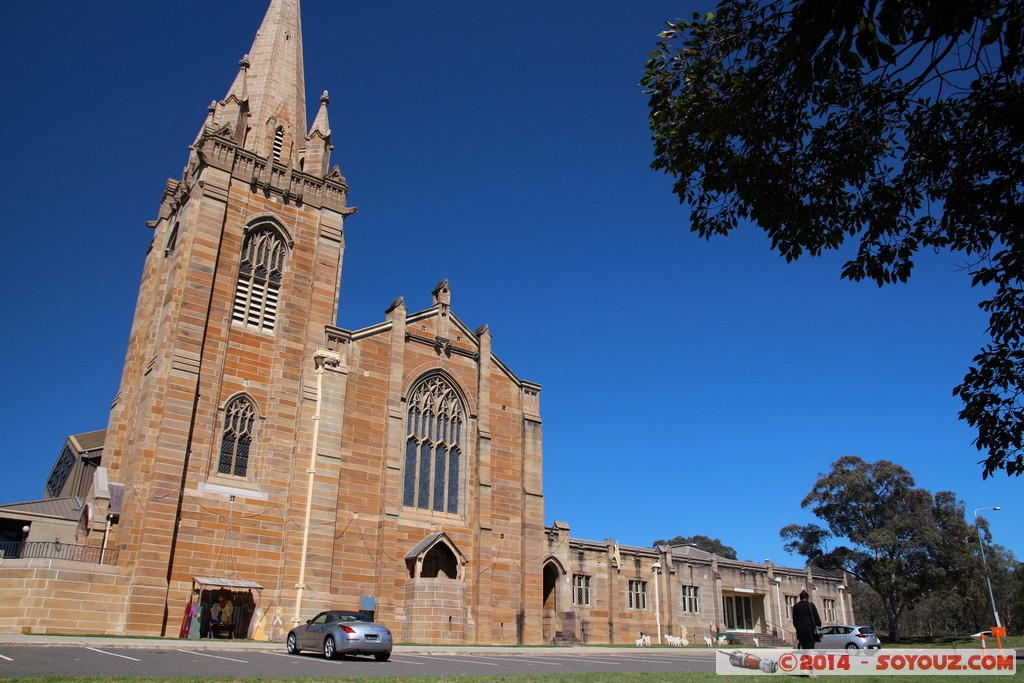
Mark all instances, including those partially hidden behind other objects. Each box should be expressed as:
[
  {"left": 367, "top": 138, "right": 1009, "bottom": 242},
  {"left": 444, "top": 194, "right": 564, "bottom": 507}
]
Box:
[
  {"left": 780, "top": 456, "right": 980, "bottom": 642},
  {"left": 642, "top": 0, "right": 1024, "bottom": 478},
  {"left": 653, "top": 534, "right": 739, "bottom": 559}
]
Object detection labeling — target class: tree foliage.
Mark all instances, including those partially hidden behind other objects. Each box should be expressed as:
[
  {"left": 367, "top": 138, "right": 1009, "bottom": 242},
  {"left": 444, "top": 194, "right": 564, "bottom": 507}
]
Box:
[
  {"left": 850, "top": 543, "right": 1023, "bottom": 637},
  {"left": 642, "top": 0, "right": 1024, "bottom": 478},
  {"left": 653, "top": 533, "right": 739, "bottom": 559},
  {"left": 780, "top": 456, "right": 982, "bottom": 642}
]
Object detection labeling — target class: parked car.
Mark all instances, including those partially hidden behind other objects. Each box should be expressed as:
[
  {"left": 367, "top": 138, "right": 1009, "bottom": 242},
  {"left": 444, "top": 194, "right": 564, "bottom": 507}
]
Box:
[
  {"left": 286, "top": 610, "right": 393, "bottom": 661},
  {"left": 818, "top": 625, "right": 882, "bottom": 651}
]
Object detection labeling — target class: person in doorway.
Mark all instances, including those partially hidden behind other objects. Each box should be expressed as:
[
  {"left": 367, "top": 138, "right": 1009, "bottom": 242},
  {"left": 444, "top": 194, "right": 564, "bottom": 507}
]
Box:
[{"left": 792, "top": 589, "right": 822, "bottom": 649}]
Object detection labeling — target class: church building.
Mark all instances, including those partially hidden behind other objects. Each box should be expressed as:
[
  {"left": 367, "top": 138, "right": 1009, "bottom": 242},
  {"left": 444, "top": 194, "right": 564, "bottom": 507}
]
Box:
[{"left": 0, "top": 0, "right": 851, "bottom": 646}]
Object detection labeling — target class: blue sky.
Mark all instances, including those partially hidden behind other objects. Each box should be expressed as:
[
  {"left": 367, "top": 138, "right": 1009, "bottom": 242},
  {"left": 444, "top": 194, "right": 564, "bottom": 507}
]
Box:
[{"left": 2, "top": 1, "right": 1019, "bottom": 569}]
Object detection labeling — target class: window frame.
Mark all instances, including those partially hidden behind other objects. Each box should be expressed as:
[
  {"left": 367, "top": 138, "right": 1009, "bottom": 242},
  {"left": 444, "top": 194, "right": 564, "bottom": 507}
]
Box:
[
  {"left": 681, "top": 584, "right": 700, "bottom": 613},
  {"left": 823, "top": 597, "right": 837, "bottom": 623},
  {"left": 217, "top": 394, "right": 258, "bottom": 479},
  {"left": 231, "top": 223, "right": 289, "bottom": 333},
  {"left": 572, "top": 574, "right": 592, "bottom": 607},
  {"left": 402, "top": 373, "right": 467, "bottom": 516},
  {"left": 628, "top": 579, "right": 648, "bottom": 610}
]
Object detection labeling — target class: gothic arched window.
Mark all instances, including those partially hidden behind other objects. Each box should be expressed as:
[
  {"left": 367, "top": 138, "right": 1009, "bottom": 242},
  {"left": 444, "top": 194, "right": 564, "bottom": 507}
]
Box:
[
  {"left": 232, "top": 225, "right": 287, "bottom": 332},
  {"left": 403, "top": 375, "right": 465, "bottom": 514},
  {"left": 219, "top": 395, "right": 256, "bottom": 477}
]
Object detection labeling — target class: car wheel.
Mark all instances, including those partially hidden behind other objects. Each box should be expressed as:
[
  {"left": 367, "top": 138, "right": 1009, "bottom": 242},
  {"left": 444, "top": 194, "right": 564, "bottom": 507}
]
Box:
[
  {"left": 286, "top": 633, "right": 300, "bottom": 654},
  {"left": 323, "top": 635, "right": 337, "bottom": 659},
  {"left": 846, "top": 644, "right": 859, "bottom": 652},
  {"left": 374, "top": 651, "right": 391, "bottom": 662}
]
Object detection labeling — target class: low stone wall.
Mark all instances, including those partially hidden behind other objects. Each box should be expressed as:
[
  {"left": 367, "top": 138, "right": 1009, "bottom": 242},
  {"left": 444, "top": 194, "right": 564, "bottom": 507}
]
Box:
[
  {"left": 0, "top": 559, "right": 129, "bottom": 634},
  {"left": 402, "top": 577, "right": 472, "bottom": 644}
]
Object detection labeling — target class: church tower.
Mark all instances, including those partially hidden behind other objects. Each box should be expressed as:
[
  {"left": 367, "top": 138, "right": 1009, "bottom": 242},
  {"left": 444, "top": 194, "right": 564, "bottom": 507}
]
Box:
[{"left": 102, "top": 0, "right": 354, "bottom": 635}]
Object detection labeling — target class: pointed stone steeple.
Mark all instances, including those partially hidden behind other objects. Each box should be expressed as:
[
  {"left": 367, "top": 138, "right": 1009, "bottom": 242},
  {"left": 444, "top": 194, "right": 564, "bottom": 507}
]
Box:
[
  {"left": 222, "top": 0, "right": 307, "bottom": 166},
  {"left": 304, "top": 90, "right": 333, "bottom": 176}
]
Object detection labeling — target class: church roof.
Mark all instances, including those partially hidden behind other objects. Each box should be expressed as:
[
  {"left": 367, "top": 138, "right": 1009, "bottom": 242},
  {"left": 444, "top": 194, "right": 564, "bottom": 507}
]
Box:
[
  {"left": 69, "top": 429, "right": 106, "bottom": 454},
  {"left": 405, "top": 531, "right": 446, "bottom": 559},
  {"left": 0, "top": 497, "right": 84, "bottom": 521}
]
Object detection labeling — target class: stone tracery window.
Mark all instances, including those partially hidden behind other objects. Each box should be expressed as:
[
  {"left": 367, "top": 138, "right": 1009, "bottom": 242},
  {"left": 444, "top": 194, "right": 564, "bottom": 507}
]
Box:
[
  {"left": 232, "top": 225, "right": 287, "bottom": 332},
  {"left": 219, "top": 395, "right": 256, "bottom": 477},
  {"left": 403, "top": 374, "right": 464, "bottom": 514}
]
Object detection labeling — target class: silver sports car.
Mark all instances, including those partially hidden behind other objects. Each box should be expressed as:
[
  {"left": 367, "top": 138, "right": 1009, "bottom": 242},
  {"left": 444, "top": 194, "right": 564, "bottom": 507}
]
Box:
[{"left": 286, "top": 610, "right": 393, "bottom": 661}]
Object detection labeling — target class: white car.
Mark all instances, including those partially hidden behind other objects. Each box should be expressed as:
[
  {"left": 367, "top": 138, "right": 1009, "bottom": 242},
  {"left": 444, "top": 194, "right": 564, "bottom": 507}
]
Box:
[{"left": 818, "top": 625, "right": 882, "bottom": 651}]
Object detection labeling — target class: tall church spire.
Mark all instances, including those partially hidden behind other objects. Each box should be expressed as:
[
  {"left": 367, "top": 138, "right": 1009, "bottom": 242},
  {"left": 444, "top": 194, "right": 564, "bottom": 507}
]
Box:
[{"left": 222, "top": 0, "right": 307, "bottom": 166}]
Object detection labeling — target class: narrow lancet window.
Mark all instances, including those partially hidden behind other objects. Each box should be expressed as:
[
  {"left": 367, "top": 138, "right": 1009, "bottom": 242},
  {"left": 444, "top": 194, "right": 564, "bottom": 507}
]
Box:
[
  {"left": 219, "top": 396, "right": 256, "bottom": 477},
  {"left": 403, "top": 375, "right": 465, "bottom": 514}
]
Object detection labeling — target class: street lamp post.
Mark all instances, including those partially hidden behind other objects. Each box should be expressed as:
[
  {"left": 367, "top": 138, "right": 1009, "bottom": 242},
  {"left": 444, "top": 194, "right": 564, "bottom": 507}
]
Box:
[
  {"left": 652, "top": 561, "right": 662, "bottom": 645},
  {"left": 973, "top": 506, "right": 1002, "bottom": 629}
]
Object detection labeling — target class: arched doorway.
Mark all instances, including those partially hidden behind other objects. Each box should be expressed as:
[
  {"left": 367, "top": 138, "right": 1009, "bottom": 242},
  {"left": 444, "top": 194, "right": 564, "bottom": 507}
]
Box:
[{"left": 542, "top": 560, "right": 563, "bottom": 643}]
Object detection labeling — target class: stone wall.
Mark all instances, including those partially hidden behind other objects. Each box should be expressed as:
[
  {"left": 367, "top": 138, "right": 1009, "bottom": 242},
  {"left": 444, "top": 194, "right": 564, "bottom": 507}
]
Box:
[
  {"left": 0, "top": 560, "right": 129, "bottom": 634},
  {"left": 402, "top": 577, "right": 469, "bottom": 644}
]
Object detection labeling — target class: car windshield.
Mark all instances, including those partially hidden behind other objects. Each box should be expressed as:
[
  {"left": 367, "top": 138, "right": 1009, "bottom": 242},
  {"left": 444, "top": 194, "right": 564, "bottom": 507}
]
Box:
[{"left": 858, "top": 627, "right": 874, "bottom": 635}]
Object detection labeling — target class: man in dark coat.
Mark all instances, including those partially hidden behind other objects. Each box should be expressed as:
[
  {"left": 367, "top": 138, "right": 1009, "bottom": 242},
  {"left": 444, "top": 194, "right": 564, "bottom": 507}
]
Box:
[{"left": 792, "top": 589, "right": 822, "bottom": 649}]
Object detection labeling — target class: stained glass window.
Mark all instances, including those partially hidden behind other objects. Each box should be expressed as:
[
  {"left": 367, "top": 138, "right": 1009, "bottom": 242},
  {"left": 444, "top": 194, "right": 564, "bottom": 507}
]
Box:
[
  {"left": 403, "top": 375, "right": 465, "bottom": 514},
  {"left": 219, "top": 396, "right": 256, "bottom": 477}
]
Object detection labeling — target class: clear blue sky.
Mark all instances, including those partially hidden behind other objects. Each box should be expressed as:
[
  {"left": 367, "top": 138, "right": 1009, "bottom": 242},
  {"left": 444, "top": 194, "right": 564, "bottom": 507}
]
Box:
[{"left": 2, "top": 1, "right": 1019, "bottom": 568}]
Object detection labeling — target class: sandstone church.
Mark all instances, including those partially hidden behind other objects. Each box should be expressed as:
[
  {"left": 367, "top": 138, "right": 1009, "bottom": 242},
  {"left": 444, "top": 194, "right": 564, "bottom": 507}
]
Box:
[{"left": 0, "top": 0, "right": 851, "bottom": 645}]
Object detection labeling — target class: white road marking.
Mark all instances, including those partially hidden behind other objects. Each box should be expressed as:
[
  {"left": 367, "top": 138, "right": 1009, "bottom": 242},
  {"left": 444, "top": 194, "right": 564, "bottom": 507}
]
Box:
[
  {"left": 176, "top": 649, "right": 248, "bottom": 663},
  {"left": 0, "top": 653, "right": 13, "bottom": 661},
  {"left": 508, "top": 656, "right": 565, "bottom": 665},
  {"left": 85, "top": 647, "right": 140, "bottom": 661},
  {"left": 429, "top": 656, "right": 500, "bottom": 666}
]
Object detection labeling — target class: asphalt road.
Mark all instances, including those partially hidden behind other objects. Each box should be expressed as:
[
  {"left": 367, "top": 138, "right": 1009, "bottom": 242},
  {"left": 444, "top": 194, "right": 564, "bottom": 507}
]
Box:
[{"left": 0, "top": 644, "right": 716, "bottom": 678}]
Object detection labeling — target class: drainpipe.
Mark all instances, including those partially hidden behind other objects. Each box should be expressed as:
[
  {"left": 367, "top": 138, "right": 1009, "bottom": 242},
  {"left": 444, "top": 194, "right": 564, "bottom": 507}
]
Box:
[
  {"left": 99, "top": 514, "right": 113, "bottom": 565},
  {"left": 293, "top": 348, "right": 340, "bottom": 626},
  {"left": 652, "top": 561, "right": 663, "bottom": 644}
]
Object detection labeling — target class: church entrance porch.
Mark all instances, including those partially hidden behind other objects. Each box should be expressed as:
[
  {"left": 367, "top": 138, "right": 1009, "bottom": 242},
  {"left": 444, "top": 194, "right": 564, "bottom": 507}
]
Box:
[
  {"left": 184, "top": 577, "right": 263, "bottom": 640},
  {"left": 722, "top": 590, "right": 767, "bottom": 634}
]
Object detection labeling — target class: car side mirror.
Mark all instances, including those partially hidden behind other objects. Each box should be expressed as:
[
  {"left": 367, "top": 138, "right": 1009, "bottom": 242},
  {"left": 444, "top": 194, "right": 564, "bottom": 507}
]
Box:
[{"left": 306, "top": 619, "right": 311, "bottom": 624}]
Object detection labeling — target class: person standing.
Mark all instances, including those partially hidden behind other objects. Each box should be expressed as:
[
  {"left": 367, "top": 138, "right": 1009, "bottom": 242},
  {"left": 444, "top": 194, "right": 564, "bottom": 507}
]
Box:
[{"left": 792, "top": 590, "right": 822, "bottom": 649}]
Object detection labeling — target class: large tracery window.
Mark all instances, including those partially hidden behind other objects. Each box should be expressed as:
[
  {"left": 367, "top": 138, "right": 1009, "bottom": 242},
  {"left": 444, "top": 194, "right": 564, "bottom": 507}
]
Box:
[
  {"left": 219, "top": 395, "right": 256, "bottom": 477},
  {"left": 232, "top": 226, "right": 287, "bottom": 332},
  {"left": 403, "top": 375, "right": 465, "bottom": 514}
]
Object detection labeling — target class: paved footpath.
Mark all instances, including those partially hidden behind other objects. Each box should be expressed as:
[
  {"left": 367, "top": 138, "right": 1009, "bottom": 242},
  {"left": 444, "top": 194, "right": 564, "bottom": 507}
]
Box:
[{"left": 0, "top": 632, "right": 719, "bottom": 657}]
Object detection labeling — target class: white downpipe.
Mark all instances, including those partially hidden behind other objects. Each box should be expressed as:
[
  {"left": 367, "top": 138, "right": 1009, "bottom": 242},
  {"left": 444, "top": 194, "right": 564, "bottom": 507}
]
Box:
[
  {"left": 293, "top": 348, "right": 340, "bottom": 626},
  {"left": 99, "top": 514, "right": 112, "bottom": 564},
  {"left": 652, "top": 561, "right": 662, "bottom": 644}
]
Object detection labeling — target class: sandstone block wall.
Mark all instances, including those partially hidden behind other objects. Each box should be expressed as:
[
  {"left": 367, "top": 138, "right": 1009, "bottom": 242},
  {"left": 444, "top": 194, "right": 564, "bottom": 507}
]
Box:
[{"left": 0, "top": 560, "right": 129, "bottom": 634}]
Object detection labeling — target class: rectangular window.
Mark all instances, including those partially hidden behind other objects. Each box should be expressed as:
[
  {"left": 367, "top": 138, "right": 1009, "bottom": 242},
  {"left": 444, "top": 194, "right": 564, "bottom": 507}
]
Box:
[
  {"left": 681, "top": 585, "right": 700, "bottom": 613},
  {"left": 823, "top": 598, "right": 837, "bottom": 623},
  {"left": 628, "top": 580, "right": 647, "bottom": 610},
  {"left": 573, "top": 574, "right": 591, "bottom": 606},
  {"left": 785, "top": 595, "right": 797, "bottom": 610}
]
